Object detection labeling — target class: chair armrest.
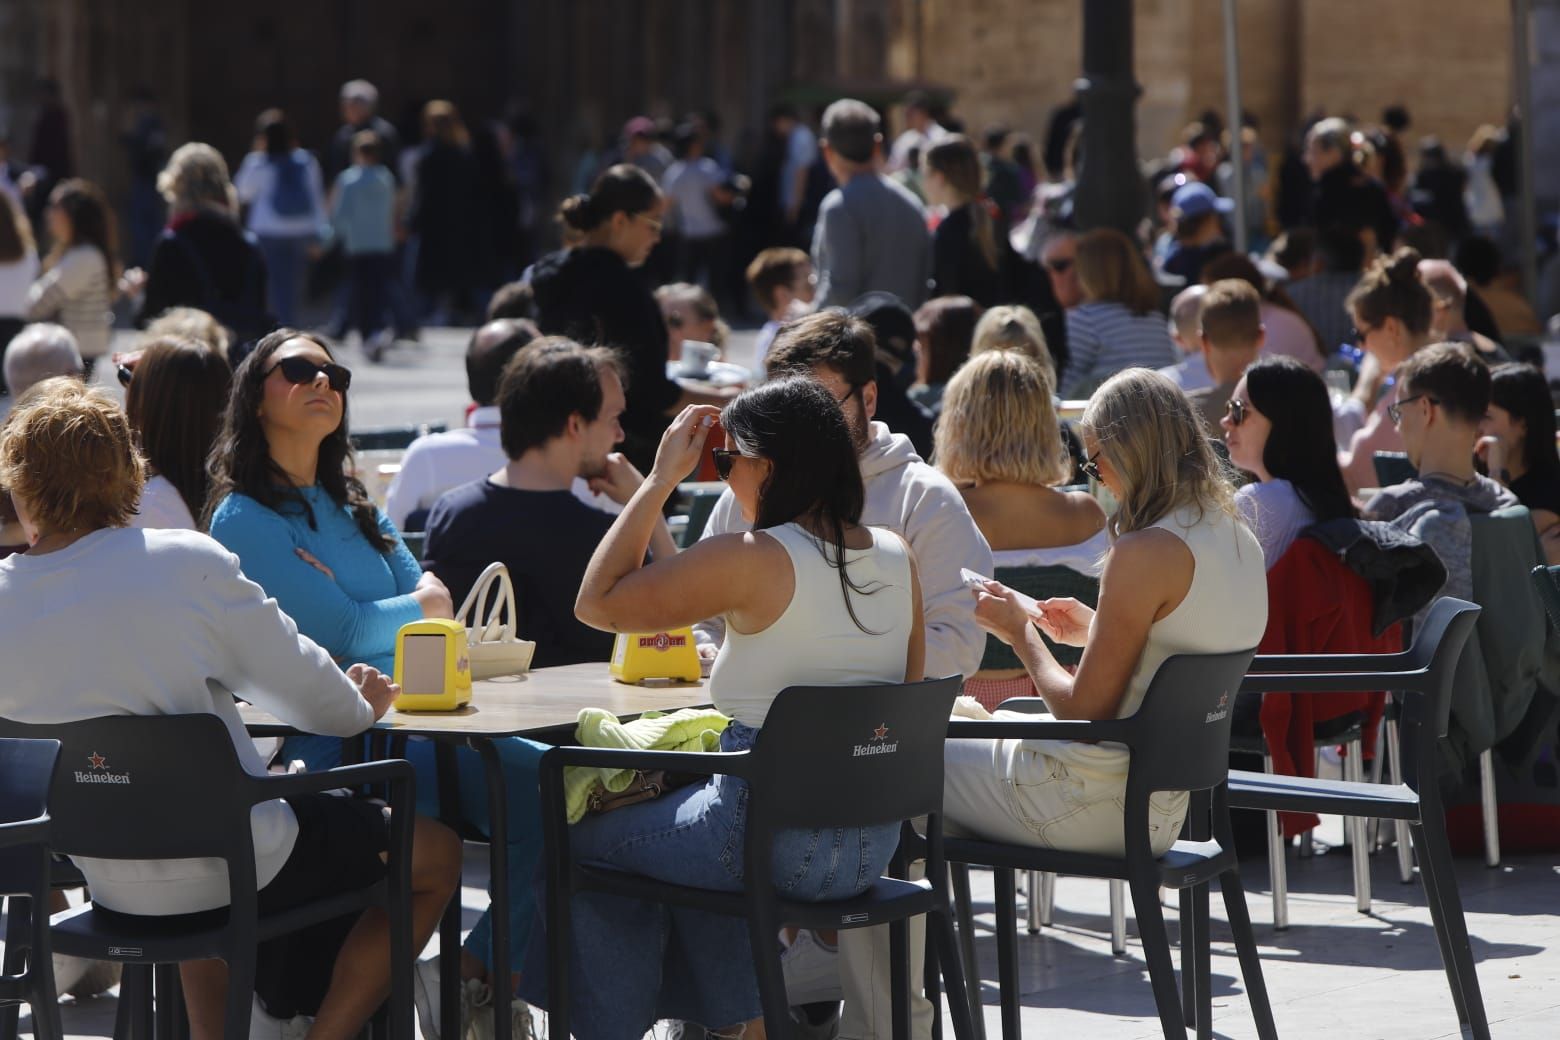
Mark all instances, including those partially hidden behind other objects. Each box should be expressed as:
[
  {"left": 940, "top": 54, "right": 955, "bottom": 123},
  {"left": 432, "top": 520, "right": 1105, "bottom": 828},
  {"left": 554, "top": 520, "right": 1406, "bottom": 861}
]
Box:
[
  {"left": 1240, "top": 669, "right": 1430, "bottom": 695},
  {"left": 946, "top": 718, "right": 1134, "bottom": 743},
  {"left": 0, "top": 815, "right": 50, "bottom": 850},
  {"left": 246, "top": 759, "right": 417, "bottom": 809},
  {"left": 1248, "top": 651, "right": 1416, "bottom": 674},
  {"left": 539, "top": 746, "right": 750, "bottom": 779}
]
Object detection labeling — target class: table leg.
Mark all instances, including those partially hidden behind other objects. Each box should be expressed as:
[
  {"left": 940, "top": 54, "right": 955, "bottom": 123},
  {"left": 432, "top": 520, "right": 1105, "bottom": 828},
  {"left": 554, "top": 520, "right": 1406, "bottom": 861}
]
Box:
[
  {"left": 435, "top": 741, "right": 465, "bottom": 1040},
  {"left": 474, "top": 737, "right": 513, "bottom": 1040}
]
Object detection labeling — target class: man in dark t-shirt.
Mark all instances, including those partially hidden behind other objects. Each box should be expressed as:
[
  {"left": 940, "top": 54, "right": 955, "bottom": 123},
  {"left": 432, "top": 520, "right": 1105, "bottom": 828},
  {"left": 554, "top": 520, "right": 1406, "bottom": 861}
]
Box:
[{"left": 422, "top": 338, "right": 678, "bottom": 668}]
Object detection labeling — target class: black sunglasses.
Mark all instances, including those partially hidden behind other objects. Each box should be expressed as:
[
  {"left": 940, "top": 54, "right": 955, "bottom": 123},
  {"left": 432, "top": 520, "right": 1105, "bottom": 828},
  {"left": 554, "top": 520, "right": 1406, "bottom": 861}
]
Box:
[
  {"left": 712, "top": 448, "right": 755, "bottom": 482},
  {"left": 267, "top": 356, "right": 352, "bottom": 393},
  {"left": 1081, "top": 451, "right": 1103, "bottom": 482},
  {"left": 116, "top": 364, "right": 134, "bottom": 388},
  {"left": 1044, "top": 258, "right": 1074, "bottom": 274},
  {"left": 1225, "top": 398, "right": 1247, "bottom": 426}
]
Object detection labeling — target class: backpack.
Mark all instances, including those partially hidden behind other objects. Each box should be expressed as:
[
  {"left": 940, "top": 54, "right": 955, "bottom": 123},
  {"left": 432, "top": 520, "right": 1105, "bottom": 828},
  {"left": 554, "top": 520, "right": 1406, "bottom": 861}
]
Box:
[{"left": 270, "top": 152, "right": 313, "bottom": 218}]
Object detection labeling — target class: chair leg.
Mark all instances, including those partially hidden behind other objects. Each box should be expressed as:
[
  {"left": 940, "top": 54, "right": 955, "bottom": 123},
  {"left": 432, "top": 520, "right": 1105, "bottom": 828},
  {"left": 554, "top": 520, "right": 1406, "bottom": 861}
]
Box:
[
  {"left": 153, "top": 964, "right": 179, "bottom": 1040},
  {"left": 1218, "top": 868, "right": 1279, "bottom": 1040},
  {"left": 1345, "top": 739, "right": 1371, "bottom": 914},
  {"left": 1126, "top": 873, "right": 1184, "bottom": 1040},
  {"left": 1024, "top": 871, "right": 1041, "bottom": 934},
  {"left": 1176, "top": 885, "right": 1211, "bottom": 1038},
  {"left": 889, "top": 918, "right": 912, "bottom": 1040},
  {"left": 0, "top": 896, "right": 27, "bottom": 1040},
  {"left": 1109, "top": 880, "right": 1126, "bottom": 955},
  {"left": 24, "top": 894, "right": 63, "bottom": 1040},
  {"left": 1265, "top": 807, "right": 1289, "bottom": 931},
  {"left": 949, "top": 866, "right": 986, "bottom": 1040},
  {"left": 1478, "top": 750, "right": 1501, "bottom": 868},
  {"left": 1038, "top": 873, "right": 1054, "bottom": 927},
  {"left": 747, "top": 899, "right": 793, "bottom": 1040},
  {"left": 992, "top": 868, "right": 1021, "bottom": 1040},
  {"left": 929, "top": 902, "right": 978, "bottom": 1040},
  {"left": 1386, "top": 722, "right": 1415, "bottom": 882},
  {"left": 222, "top": 946, "right": 257, "bottom": 1040},
  {"left": 1413, "top": 816, "right": 1492, "bottom": 1039}
]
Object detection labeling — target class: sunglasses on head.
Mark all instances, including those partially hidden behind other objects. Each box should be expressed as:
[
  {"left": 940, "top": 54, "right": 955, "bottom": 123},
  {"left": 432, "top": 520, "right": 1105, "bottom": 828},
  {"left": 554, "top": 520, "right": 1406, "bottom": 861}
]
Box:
[
  {"left": 267, "top": 356, "right": 352, "bottom": 393},
  {"left": 1081, "top": 451, "right": 1103, "bottom": 482},
  {"left": 1225, "top": 398, "right": 1247, "bottom": 426}
]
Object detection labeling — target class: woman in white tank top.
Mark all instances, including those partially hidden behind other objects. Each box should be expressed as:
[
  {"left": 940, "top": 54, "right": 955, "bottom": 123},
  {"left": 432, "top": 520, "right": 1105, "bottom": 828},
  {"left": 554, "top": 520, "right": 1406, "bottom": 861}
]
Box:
[
  {"left": 944, "top": 368, "right": 1267, "bottom": 857},
  {"left": 561, "top": 378, "right": 925, "bottom": 1040}
]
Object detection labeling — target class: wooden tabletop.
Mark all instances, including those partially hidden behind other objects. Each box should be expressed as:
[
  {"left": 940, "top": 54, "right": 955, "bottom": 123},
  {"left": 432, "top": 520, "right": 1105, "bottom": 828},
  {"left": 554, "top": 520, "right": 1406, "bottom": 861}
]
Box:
[{"left": 241, "top": 662, "right": 711, "bottom": 739}]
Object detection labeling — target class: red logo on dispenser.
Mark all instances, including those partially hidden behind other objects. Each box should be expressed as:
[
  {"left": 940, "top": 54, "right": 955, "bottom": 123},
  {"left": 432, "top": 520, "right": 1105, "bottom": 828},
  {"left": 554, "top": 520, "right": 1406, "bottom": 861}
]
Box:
[{"left": 638, "top": 633, "right": 687, "bottom": 652}]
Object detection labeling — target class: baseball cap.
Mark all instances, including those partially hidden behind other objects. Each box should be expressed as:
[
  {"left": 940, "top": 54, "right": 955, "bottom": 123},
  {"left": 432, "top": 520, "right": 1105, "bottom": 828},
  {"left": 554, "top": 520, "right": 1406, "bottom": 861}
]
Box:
[
  {"left": 1171, "top": 181, "right": 1235, "bottom": 220},
  {"left": 622, "top": 116, "right": 657, "bottom": 140},
  {"left": 847, "top": 292, "right": 917, "bottom": 379}
]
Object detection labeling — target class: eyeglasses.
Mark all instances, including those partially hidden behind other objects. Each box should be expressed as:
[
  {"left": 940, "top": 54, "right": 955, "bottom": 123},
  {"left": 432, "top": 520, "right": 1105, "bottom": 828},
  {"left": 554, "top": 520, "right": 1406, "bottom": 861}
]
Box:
[
  {"left": 1225, "top": 398, "right": 1247, "bottom": 426},
  {"left": 267, "top": 356, "right": 352, "bottom": 393},
  {"left": 1387, "top": 393, "right": 1438, "bottom": 426},
  {"left": 712, "top": 448, "right": 755, "bottom": 482},
  {"left": 1044, "top": 257, "right": 1074, "bottom": 274},
  {"left": 1081, "top": 451, "right": 1103, "bottom": 482}
]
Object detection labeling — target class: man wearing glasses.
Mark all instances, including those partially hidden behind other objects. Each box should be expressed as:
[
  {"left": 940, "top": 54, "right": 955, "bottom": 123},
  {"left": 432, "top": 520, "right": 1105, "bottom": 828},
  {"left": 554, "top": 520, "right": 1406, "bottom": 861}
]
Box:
[{"left": 1361, "top": 342, "right": 1515, "bottom": 626}]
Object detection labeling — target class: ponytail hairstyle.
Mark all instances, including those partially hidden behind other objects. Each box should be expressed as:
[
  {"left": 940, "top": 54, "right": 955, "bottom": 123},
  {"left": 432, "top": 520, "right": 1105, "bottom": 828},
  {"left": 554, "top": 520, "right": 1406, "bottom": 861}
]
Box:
[
  {"left": 1346, "top": 246, "right": 1432, "bottom": 336},
  {"left": 970, "top": 304, "right": 1052, "bottom": 378},
  {"left": 720, "top": 377, "right": 884, "bottom": 633},
  {"left": 1243, "top": 356, "right": 1356, "bottom": 524},
  {"left": 924, "top": 135, "right": 998, "bottom": 271},
  {"left": 557, "top": 164, "right": 662, "bottom": 235},
  {"left": 204, "top": 329, "right": 392, "bottom": 551}
]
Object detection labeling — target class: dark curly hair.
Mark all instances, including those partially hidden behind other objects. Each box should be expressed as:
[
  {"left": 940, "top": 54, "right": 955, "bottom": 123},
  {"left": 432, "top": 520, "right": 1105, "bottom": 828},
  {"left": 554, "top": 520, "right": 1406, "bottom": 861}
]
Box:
[{"left": 202, "top": 328, "right": 391, "bottom": 550}]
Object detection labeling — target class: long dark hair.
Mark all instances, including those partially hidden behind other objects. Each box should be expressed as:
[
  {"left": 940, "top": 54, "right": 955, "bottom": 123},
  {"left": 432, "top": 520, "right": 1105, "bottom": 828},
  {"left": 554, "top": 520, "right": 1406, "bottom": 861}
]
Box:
[
  {"left": 0, "top": 191, "right": 34, "bottom": 264},
  {"left": 1490, "top": 363, "right": 1560, "bottom": 476},
  {"left": 1244, "top": 356, "right": 1355, "bottom": 523},
  {"left": 124, "top": 336, "right": 232, "bottom": 524},
  {"left": 45, "top": 179, "right": 119, "bottom": 278},
  {"left": 721, "top": 377, "right": 881, "bottom": 632},
  {"left": 203, "top": 329, "right": 391, "bottom": 550}
]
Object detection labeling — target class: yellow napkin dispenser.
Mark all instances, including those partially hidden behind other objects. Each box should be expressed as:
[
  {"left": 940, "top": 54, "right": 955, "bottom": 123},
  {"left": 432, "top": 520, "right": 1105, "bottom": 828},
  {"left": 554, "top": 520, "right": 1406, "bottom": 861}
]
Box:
[
  {"left": 393, "top": 618, "right": 473, "bottom": 711},
  {"left": 610, "top": 627, "right": 702, "bottom": 684}
]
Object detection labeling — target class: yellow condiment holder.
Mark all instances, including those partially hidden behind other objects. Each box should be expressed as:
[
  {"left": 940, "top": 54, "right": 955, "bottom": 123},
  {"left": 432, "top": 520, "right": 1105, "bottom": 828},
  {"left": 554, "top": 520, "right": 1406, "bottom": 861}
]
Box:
[
  {"left": 610, "top": 627, "right": 702, "bottom": 684},
  {"left": 393, "top": 618, "right": 473, "bottom": 711}
]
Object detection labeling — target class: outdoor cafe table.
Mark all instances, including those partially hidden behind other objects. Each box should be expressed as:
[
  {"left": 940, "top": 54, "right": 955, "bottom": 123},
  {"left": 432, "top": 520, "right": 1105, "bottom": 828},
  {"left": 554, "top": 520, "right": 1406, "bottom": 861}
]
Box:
[{"left": 240, "top": 662, "right": 709, "bottom": 1040}]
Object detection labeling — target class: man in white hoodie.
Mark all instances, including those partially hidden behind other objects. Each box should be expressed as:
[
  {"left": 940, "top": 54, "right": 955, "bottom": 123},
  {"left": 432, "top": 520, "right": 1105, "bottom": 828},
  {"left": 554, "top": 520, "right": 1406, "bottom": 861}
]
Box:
[{"left": 693, "top": 309, "right": 991, "bottom": 1040}]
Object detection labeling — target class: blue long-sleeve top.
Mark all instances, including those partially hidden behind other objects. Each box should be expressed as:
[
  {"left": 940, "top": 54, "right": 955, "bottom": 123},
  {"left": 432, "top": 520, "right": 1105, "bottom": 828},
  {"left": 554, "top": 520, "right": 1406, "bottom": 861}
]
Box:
[{"left": 209, "top": 485, "right": 422, "bottom": 673}]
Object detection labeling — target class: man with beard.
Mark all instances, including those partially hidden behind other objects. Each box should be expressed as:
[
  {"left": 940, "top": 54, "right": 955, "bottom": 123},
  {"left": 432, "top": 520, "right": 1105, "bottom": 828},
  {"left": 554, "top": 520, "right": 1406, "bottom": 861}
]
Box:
[{"left": 423, "top": 337, "right": 677, "bottom": 667}]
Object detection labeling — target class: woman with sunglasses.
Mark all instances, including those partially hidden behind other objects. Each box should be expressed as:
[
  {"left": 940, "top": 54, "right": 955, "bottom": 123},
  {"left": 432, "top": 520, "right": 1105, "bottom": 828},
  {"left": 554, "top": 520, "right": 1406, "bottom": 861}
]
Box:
[
  {"left": 1221, "top": 356, "right": 1357, "bottom": 567},
  {"left": 552, "top": 378, "right": 924, "bottom": 1040},
  {"left": 532, "top": 165, "right": 737, "bottom": 474},
  {"left": 945, "top": 367, "right": 1265, "bottom": 856}
]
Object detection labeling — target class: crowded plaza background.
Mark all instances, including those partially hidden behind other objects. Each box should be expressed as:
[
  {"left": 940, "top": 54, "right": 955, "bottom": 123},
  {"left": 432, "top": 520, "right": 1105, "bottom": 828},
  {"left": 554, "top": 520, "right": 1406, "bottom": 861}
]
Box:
[{"left": 0, "top": 51, "right": 1559, "bottom": 1040}]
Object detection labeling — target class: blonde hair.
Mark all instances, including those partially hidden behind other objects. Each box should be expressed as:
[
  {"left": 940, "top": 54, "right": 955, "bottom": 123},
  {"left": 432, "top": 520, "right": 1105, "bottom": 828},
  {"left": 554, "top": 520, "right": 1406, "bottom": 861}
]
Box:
[
  {"left": 1075, "top": 228, "right": 1161, "bottom": 315},
  {"left": 157, "top": 143, "right": 237, "bottom": 215},
  {"left": 141, "top": 307, "right": 231, "bottom": 357},
  {"left": 934, "top": 350, "right": 1070, "bottom": 487},
  {"left": 0, "top": 378, "right": 145, "bottom": 533},
  {"left": 1081, "top": 368, "right": 1237, "bottom": 537},
  {"left": 971, "top": 305, "right": 1052, "bottom": 376}
]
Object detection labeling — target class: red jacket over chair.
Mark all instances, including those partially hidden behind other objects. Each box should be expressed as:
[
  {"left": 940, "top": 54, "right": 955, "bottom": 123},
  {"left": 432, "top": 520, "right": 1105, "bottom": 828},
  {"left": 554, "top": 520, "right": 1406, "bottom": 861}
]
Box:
[{"left": 1260, "top": 536, "right": 1401, "bottom": 837}]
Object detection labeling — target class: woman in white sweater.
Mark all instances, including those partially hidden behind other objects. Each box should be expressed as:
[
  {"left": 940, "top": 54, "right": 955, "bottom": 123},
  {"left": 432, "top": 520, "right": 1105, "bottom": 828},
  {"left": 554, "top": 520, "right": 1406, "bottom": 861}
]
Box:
[
  {"left": 25, "top": 180, "right": 116, "bottom": 368},
  {"left": 0, "top": 378, "right": 460, "bottom": 1040}
]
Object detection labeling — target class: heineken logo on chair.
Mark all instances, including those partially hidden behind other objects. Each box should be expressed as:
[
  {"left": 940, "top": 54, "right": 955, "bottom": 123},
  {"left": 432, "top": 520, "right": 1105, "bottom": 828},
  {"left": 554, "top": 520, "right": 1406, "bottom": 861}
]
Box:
[
  {"left": 1205, "top": 691, "right": 1231, "bottom": 724},
  {"left": 852, "top": 722, "right": 899, "bottom": 758},
  {"left": 74, "top": 751, "right": 131, "bottom": 785}
]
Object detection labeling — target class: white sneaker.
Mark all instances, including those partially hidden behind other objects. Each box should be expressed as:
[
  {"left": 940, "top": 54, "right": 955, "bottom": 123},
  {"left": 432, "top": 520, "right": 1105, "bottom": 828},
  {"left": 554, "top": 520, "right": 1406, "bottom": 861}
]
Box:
[
  {"left": 249, "top": 994, "right": 313, "bottom": 1040},
  {"left": 413, "top": 956, "right": 495, "bottom": 1040},
  {"left": 468, "top": 989, "right": 537, "bottom": 1040},
  {"left": 781, "top": 929, "right": 842, "bottom": 1006}
]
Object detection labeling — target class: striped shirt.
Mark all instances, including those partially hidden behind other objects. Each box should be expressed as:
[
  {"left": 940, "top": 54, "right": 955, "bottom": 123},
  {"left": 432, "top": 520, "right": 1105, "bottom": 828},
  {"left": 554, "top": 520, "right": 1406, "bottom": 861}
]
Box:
[
  {"left": 26, "top": 246, "right": 113, "bottom": 359},
  {"left": 1059, "top": 301, "right": 1179, "bottom": 398}
]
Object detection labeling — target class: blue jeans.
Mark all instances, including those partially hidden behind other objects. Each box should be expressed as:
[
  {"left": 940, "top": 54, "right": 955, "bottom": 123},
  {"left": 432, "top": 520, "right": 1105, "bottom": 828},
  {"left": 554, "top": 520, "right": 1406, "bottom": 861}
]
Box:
[
  {"left": 257, "top": 233, "right": 315, "bottom": 327},
  {"left": 280, "top": 733, "right": 548, "bottom": 978},
  {"left": 519, "top": 722, "right": 900, "bottom": 1040}
]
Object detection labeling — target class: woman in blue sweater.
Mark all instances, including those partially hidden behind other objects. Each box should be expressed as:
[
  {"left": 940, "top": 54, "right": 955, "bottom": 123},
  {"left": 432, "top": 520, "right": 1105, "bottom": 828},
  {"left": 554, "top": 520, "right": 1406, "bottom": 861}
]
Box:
[{"left": 207, "top": 329, "right": 544, "bottom": 1036}]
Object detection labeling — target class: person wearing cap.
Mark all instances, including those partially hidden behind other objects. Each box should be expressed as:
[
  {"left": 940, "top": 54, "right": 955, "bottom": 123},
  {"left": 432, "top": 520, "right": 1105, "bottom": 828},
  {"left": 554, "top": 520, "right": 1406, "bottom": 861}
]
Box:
[
  {"left": 1160, "top": 181, "right": 1233, "bottom": 284},
  {"left": 326, "top": 80, "right": 401, "bottom": 183},
  {"left": 620, "top": 117, "right": 672, "bottom": 181},
  {"left": 811, "top": 99, "right": 931, "bottom": 310}
]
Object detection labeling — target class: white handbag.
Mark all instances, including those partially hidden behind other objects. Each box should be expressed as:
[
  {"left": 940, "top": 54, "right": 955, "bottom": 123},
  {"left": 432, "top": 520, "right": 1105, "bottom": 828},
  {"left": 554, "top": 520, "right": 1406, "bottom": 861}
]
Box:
[{"left": 453, "top": 562, "right": 537, "bottom": 680}]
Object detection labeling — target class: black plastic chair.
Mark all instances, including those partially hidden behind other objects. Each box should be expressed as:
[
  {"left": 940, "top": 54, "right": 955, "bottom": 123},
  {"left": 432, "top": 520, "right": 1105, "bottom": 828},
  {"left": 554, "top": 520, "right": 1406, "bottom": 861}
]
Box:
[
  {"left": 1372, "top": 451, "right": 1415, "bottom": 488},
  {"left": 540, "top": 677, "right": 974, "bottom": 1040},
  {"left": 400, "top": 531, "right": 426, "bottom": 562},
  {"left": 0, "top": 738, "right": 62, "bottom": 1040},
  {"left": 942, "top": 647, "right": 1273, "bottom": 1040},
  {"left": 0, "top": 714, "right": 417, "bottom": 1040},
  {"left": 1227, "top": 597, "right": 1489, "bottom": 1039}
]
